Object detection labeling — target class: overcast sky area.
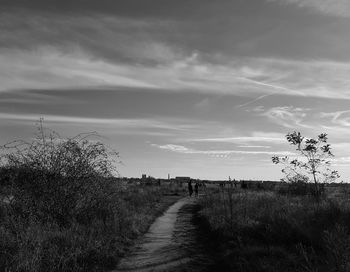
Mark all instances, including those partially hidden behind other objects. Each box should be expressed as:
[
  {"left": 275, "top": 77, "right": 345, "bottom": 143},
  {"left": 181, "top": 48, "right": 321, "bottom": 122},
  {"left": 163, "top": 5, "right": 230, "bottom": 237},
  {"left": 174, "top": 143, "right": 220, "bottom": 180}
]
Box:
[{"left": 2, "top": 0, "right": 350, "bottom": 180}]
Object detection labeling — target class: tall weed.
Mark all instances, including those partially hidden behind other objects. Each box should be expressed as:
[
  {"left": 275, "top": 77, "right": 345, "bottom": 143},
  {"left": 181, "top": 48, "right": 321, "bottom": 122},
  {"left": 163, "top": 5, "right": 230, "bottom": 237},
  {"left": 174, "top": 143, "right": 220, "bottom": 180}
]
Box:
[{"left": 200, "top": 188, "right": 350, "bottom": 271}]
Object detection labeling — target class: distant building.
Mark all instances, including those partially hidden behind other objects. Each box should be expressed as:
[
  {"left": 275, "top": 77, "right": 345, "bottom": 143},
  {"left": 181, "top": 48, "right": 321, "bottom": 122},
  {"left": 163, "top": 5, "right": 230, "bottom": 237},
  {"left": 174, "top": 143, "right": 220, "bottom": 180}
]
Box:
[{"left": 175, "top": 176, "right": 191, "bottom": 183}]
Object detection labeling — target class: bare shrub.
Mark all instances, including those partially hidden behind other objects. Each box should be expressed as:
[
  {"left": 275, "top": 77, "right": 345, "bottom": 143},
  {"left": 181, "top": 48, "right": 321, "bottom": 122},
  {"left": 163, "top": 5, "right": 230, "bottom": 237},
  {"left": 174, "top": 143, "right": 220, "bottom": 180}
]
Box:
[{"left": 0, "top": 120, "right": 119, "bottom": 227}]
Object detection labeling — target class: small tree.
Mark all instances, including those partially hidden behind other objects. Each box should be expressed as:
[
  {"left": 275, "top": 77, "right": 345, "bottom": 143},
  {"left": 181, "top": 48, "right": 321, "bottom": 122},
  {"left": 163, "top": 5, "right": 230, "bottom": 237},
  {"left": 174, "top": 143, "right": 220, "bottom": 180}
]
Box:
[{"left": 272, "top": 132, "right": 339, "bottom": 199}]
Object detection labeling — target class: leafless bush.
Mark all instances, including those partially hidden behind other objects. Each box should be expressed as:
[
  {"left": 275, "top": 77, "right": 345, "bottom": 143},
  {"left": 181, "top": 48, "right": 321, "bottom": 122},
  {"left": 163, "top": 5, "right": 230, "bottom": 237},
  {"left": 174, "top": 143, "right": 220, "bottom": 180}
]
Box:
[{"left": 0, "top": 120, "right": 120, "bottom": 227}]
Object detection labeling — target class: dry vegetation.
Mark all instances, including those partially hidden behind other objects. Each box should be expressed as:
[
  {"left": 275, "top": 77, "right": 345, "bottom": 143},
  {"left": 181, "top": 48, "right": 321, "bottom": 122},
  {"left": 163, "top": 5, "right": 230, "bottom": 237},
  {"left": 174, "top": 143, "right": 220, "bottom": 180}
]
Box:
[
  {"left": 0, "top": 124, "right": 181, "bottom": 272},
  {"left": 200, "top": 186, "right": 350, "bottom": 272},
  {"left": 2, "top": 125, "right": 347, "bottom": 272}
]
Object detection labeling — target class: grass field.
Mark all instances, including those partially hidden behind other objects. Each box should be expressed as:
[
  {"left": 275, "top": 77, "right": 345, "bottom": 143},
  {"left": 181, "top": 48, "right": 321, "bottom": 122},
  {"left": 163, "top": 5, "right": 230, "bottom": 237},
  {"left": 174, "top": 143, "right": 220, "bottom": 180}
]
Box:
[
  {"left": 199, "top": 186, "right": 350, "bottom": 272},
  {"left": 0, "top": 183, "right": 183, "bottom": 272},
  {"left": 1, "top": 124, "right": 347, "bottom": 272}
]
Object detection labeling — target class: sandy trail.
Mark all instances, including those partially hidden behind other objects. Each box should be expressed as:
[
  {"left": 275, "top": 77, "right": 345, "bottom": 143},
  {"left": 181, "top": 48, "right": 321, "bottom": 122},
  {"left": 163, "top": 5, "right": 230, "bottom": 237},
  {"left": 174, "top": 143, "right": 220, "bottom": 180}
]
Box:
[{"left": 113, "top": 196, "right": 214, "bottom": 272}]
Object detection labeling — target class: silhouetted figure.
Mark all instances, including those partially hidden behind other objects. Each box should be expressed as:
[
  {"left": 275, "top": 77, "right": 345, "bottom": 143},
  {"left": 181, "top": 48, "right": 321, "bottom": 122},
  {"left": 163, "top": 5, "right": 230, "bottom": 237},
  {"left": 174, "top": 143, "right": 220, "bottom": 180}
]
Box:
[
  {"left": 188, "top": 181, "right": 193, "bottom": 197},
  {"left": 194, "top": 183, "right": 199, "bottom": 197}
]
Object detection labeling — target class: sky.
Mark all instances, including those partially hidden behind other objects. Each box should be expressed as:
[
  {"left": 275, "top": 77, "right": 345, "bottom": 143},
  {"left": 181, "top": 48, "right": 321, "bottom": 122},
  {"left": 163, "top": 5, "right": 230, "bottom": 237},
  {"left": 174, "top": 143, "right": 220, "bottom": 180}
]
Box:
[{"left": 1, "top": 0, "right": 350, "bottom": 180}]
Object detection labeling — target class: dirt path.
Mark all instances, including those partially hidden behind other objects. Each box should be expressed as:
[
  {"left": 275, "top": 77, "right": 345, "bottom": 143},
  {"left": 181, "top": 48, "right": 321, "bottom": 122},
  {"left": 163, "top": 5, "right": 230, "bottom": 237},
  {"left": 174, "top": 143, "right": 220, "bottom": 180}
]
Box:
[{"left": 112, "top": 196, "right": 216, "bottom": 272}]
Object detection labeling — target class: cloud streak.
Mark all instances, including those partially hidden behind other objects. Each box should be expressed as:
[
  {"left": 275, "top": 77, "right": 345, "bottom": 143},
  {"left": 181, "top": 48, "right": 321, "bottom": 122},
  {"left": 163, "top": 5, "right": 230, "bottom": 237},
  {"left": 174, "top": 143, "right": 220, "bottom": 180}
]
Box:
[
  {"left": 151, "top": 143, "right": 294, "bottom": 156},
  {"left": 269, "top": 0, "right": 350, "bottom": 17},
  {"left": 4, "top": 45, "right": 350, "bottom": 102},
  {"left": 190, "top": 135, "right": 285, "bottom": 144},
  {"left": 320, "top": 110, "right": 350, "bottom": 127},
  {"left": 261, "top": 106, "right": 311, "bottom": 128},
  {"left": 0, "top": 113, "right": 199, "bottom": 132}
]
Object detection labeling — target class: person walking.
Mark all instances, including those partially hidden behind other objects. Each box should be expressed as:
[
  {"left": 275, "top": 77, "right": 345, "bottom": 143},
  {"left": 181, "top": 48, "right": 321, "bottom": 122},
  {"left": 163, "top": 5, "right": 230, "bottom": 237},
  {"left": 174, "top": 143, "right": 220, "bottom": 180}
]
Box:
[
  {"left": 188, "top": 181, "right": 193, "bottom": 197},
  {"left": 194, "top": 182, "right": 199, "bottom": 197}
]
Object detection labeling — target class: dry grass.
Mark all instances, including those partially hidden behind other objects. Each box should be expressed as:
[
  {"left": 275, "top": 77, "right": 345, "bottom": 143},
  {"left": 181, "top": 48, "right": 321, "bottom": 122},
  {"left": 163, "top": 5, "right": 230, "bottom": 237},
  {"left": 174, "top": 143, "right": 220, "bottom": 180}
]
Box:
[
  {"left": 0, "top": 184, "right": 182, "bottom": 272},
  {"left": 200, "top": 187, "right": 350, "bottom": 272}
]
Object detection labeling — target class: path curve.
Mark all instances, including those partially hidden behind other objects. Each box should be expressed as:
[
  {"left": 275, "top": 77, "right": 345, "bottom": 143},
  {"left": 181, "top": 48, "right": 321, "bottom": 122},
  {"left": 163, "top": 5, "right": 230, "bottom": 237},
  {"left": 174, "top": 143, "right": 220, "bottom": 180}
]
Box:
[{"left": 112, "top": 196, "right": 214, "bottom": 272}]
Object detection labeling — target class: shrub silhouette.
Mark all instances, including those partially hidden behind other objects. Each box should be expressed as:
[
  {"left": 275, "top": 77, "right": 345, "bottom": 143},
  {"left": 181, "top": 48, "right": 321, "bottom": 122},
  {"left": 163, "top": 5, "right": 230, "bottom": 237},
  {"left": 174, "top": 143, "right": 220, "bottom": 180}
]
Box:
[{"left": 0, "top": 121, "right": 119, "bottom": 227}]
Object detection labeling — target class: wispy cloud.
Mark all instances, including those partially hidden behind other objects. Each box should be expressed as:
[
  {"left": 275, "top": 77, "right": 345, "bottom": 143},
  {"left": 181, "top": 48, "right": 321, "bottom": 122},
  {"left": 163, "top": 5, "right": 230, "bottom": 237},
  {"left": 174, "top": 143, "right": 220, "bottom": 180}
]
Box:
[
  {"left": 190, "top": 132, "right": 286, "bottom": 144},
  {"left": 235, "top": 76, "right": 302, "bottom": 108},
  {"left": 191, "top": 137, "right": 284, "bottom": 143},
  {"left": 3, "top": 42, "right": 350, "bottom": 101},
  {"left": 2, "top": 3, "right": 350, "bottom": 103},
  {"left": 0, "top": 47, "right": 159, "bottom": 92},
  {"left": 0, "top": 113, "right": 197, "bottom": 132},
  {"left": 320, "top": 110, "right": 350, "bottom": 127},
  {"left": 237, "top": 145, "right": 271, "bottom": 149},
  {"left": 151, "top": 143, "right": 294, "bottom": 156},
  {"left": 261, "top": 106, "right": 311, "bottom": 128},
  {"left": 269, "top": 0, "right": 350, "bottom": 17}
]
